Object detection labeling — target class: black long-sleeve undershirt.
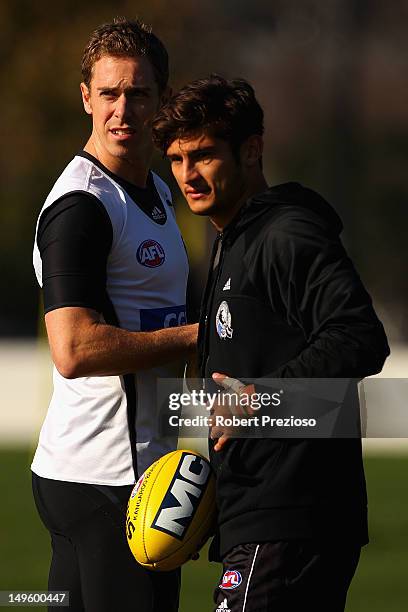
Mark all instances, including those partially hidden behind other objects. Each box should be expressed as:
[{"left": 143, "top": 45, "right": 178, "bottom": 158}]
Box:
[{"left": 37, "top": 193, "right": 113, "bottom": 314}]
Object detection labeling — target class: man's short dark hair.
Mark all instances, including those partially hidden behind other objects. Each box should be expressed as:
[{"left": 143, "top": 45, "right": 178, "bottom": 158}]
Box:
[
  {"left": 81, "top": 17, "right": 169, "bottom": 93},
  {"left": 152, "top": 75, "right": 264, "bottom": 158}
]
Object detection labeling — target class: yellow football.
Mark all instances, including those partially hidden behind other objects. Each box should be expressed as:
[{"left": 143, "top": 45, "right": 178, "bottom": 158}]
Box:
[{"left": 126, "top": 449, "right": 216, "bottom": 571}]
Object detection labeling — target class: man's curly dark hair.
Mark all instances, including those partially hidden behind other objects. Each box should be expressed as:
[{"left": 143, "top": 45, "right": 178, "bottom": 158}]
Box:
[{"left": 152, "top": 74, "right": 264, "bottom": 159}]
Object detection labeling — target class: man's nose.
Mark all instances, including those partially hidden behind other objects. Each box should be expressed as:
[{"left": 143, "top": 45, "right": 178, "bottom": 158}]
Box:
[
  {"left": 182, "top": 161, "right": 200, "bottom": 184},
  {"left": 114, "top": 94, "right": 131, "bottom": 121}
]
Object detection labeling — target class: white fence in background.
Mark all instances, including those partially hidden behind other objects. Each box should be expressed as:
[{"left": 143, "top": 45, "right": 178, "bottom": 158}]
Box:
[{"left": 0, "top": 340, "right": 406, "bottom": 454}]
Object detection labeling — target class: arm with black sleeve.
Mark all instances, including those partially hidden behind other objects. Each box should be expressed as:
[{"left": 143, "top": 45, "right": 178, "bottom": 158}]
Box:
[
  {"left": 37, "top": 193, "right": 197, "bottom": 379},
  {"left": 248, "top": 211, "right": 389, "bottom": 436},
  {"left": 255, "top": 211, "right": 390, "bottom": 381}
]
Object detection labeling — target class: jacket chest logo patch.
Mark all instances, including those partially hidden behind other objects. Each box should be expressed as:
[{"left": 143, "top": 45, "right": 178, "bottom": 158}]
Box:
[
  {"left": 216, "top": 301, "right": 233, "bottom": 339},
  {"left": 136, "top": 239, "right": 166, "bottom": 267}
]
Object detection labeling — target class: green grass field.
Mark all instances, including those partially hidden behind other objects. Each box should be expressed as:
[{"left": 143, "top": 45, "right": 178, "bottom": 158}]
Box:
[{"left": 0, "top": 449, "right": 407, "bottom": 611}]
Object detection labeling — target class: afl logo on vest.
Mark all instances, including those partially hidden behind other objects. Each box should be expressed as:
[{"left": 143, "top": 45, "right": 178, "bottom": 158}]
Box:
[
  {"left": 137, "top": 239, "right": 166, "bottom": 268},
  {"left": 152, "top": 453, "right": 211, "bottom": 540}
]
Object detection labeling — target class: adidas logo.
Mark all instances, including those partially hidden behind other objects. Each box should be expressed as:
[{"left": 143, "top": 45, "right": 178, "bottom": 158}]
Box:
[
  {"left": 151, "top": 206, "right": 166, "bottom": 221},
  {"left": 223, "top": 278, "right": 231, "bottom": 291},
  {"left": 216, "top": 599, "right": 231, "bottom": 612}
]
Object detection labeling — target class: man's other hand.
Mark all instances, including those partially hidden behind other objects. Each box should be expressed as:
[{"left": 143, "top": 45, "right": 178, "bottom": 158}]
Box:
[{"left": 210, "top": 372, "right": 255, "bottom": 451}]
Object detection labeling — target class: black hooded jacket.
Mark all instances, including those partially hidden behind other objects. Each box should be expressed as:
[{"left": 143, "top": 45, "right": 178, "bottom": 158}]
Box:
[{"left": 197, "top": 182, "right": 390, "bottom": 557}]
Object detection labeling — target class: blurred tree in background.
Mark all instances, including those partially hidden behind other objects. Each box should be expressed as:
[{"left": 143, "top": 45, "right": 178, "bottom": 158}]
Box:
[{"left": 1, "top": 0, "right": 406, "bottom": 339}]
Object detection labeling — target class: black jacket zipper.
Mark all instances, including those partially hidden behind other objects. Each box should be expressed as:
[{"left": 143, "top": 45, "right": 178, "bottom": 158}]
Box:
[{"left": 199, "top": 232, "right": 225, "bottom": 385}]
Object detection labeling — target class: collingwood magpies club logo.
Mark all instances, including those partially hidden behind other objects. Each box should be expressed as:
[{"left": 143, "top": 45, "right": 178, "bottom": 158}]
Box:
[{"left": 216, "top": 301, "right": 233, "bottom": 339}]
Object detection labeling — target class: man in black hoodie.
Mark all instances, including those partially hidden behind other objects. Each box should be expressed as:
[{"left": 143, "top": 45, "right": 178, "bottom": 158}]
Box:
[{"left": 153, "top": 76, "right": 389, "bottom": 612}]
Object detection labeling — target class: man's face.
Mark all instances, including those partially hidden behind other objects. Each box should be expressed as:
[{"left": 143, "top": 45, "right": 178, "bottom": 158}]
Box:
[
  {"left": 166, "top": 133, "right": 246, "bottom": 221},
  {"left": 81, "top": 55, "right": 162, "bottom": 169}
]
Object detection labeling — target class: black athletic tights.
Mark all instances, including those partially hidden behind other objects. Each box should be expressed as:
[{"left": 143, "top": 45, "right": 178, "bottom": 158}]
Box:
[{"left": 32, "top": 473, "right": 180, "bottom": 612}]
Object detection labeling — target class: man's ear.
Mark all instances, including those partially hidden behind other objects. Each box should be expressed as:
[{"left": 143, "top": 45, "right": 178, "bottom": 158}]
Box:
[
  {"left": 80, "top": 82, "right": 92, "bottom": 115},
  {"left": 240, "top": 135, "right": 263, "bottom": 167}
]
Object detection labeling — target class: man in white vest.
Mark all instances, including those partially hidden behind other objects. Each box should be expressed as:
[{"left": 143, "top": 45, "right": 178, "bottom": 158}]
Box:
[{"left": 32, "top": 18, "right": 196, "bottom": 612}]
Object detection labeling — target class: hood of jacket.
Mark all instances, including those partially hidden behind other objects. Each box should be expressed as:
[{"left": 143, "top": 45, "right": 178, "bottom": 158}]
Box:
[{"left": 222, "top": 182, "right": 343, "bottom": 242}]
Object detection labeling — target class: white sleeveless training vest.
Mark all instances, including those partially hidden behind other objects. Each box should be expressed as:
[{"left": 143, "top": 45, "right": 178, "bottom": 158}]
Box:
[{"left": 32, "top": 155, "right": 188, "bottom": 485}]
